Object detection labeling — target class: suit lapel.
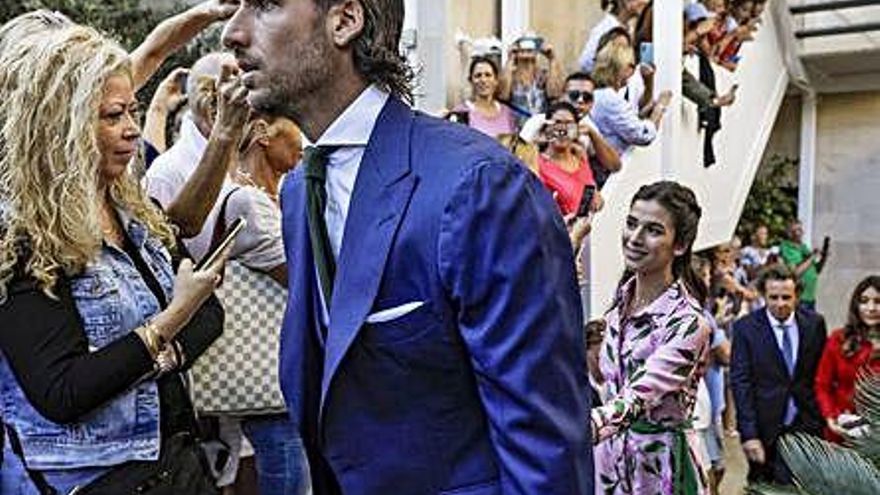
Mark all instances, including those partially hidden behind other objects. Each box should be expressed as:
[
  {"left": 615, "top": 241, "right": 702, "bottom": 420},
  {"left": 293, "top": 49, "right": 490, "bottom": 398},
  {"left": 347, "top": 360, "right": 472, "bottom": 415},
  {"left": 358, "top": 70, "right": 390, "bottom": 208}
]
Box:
[
  {"left": 319, "top": 98, "right": 416, "bottom": 417},
  {"left": 758, "top": 312, "right": 791, "bottom": 378}
]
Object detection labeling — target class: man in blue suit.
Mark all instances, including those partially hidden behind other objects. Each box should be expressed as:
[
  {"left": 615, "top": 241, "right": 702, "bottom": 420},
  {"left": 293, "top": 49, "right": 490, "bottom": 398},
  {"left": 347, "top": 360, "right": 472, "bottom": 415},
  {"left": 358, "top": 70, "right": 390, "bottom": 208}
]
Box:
[
  {"left": 223, "top": 1, "right": 593, "bottom": 494},
  {"left": 731, "top": 264, "right": 826, "bottom": 485}
]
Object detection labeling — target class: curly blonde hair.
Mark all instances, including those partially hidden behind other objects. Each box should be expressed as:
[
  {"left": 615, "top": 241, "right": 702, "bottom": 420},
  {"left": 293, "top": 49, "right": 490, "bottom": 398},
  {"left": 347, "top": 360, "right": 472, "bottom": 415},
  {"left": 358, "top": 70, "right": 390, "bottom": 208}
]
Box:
[{"left": 0, "top": 17, "right": 175, "bottom": 301}]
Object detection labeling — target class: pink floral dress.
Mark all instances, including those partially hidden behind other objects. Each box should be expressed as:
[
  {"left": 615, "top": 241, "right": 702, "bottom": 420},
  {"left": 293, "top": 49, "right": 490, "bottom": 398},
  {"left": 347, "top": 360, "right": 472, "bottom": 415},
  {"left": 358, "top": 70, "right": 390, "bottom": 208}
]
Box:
[{"left": 593, "top": 278, "right": 711, "bottom": 495}]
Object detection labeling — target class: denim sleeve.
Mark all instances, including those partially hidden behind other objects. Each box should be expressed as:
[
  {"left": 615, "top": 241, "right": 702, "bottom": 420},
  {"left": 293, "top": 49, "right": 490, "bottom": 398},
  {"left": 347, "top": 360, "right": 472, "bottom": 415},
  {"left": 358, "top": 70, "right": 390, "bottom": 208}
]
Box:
[{"left": 0, "top": 278, "right": 154, "bottom": 424}]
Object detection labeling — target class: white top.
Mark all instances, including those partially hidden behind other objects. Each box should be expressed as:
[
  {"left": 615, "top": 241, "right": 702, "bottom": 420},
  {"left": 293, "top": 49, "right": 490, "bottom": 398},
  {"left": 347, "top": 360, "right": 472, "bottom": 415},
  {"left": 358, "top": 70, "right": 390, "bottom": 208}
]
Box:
[
  {"left": 144, "top": 113, "right": 235, "bottom": 260},
  {"left": 302, "top": 85, "right": 389, "bottom": 261},
  {"left": 590, "top": 87, "right": 658, "bottom": 156},
  {"left": 692, "top": 378, "right": 713, "bottom": 431},
  {"left": 578, "top": 13, "right": 622, "bottom": 73},
  {"left": 224, "top": 186, "right": 285, "bottom": 272},
  {"left": 622, "top": 71, "right": 647, "bottom": 113},
  {"left": 767, "top": 310, "right": 800, "bottom": 367}
]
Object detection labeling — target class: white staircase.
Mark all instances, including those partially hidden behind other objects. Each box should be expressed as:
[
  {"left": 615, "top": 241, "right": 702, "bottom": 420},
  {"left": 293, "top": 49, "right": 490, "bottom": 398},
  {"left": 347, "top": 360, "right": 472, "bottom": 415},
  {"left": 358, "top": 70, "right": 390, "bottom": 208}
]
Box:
[{"left": 588, "top": 9, "right": 790, "bottom": 317}]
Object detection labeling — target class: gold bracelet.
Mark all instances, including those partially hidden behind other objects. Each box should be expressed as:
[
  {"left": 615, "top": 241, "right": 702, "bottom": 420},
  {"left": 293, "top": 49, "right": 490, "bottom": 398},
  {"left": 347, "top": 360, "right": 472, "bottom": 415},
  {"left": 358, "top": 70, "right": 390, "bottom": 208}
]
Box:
[
  {"left": 136, "top": 320, "right": 167, "bottom": 360},
  {"left": 143, "top": 319, "right": 168, "bottom": 348},
  {"left": 136, "top": 327, "right": 161, "bottom": 359}
]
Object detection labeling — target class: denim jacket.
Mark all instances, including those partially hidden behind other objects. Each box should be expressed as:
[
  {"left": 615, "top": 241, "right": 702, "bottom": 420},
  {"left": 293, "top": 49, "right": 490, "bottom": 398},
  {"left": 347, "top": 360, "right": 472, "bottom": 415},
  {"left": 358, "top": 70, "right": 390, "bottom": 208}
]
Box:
[{"left": 0, "top": 212, "right": 174, "bottom": 479}]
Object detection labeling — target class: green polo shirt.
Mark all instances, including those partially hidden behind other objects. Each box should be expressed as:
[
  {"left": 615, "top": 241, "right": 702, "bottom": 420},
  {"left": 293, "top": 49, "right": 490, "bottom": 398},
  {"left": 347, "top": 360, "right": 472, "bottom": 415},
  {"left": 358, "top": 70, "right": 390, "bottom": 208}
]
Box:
[{"left": 779, "top": 239, "right": 818, "bottom": 303}]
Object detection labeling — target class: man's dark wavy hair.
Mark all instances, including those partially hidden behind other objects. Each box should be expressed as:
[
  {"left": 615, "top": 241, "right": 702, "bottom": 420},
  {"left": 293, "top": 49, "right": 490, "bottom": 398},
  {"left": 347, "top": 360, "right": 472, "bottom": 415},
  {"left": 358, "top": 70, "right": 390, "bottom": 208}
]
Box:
[{"left": 316, "top": 0, "right": 414, "bottom": 103}]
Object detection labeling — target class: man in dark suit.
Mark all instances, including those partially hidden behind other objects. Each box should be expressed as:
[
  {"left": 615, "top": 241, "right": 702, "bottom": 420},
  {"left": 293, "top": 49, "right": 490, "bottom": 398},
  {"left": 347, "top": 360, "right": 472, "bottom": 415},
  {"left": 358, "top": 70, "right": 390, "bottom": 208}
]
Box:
[
  {"left": 731, "top": 264, "right": 827, "bottom": 485},
  {"left": 223, "top": 1, "right": 593, "bottom": 494}
]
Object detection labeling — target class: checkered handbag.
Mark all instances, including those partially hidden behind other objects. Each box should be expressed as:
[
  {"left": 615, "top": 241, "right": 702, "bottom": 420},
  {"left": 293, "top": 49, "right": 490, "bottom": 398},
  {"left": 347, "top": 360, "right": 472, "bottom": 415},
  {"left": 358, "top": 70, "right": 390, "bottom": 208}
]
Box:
[{"left": 189, "top": 261, "right": 288, "bottom": 416}]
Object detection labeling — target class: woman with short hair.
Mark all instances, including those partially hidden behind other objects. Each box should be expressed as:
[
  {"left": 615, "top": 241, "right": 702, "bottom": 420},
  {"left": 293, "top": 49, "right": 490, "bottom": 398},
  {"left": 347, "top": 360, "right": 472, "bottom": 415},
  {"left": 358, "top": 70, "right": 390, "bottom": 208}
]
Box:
[{"left": 590, "top": 42, "right": 670, "bottom": 156}]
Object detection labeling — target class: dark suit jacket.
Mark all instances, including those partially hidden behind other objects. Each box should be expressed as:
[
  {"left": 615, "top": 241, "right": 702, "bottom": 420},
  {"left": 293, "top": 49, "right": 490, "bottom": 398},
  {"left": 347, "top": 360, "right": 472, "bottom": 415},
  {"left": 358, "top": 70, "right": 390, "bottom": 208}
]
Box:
[
  {"left": 278, "top": 96, "right": 593, "bottom": 494},
  {"left": 731, "top": 308, "right": 827, "bottom": 445}
]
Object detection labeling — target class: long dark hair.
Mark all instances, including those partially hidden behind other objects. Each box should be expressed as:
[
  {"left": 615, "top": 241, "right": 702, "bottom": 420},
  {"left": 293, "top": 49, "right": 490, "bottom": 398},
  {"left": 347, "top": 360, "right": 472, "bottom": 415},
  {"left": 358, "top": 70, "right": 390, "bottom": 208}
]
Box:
[
  {"left": 317, "top": 0, "right": 414, "bottom": 103},
  {"left": 842, "top": 275, "right": 880, "bottom": 357},
  {"left": 621, "top": 181, "right": 707, "bottom": 305}
]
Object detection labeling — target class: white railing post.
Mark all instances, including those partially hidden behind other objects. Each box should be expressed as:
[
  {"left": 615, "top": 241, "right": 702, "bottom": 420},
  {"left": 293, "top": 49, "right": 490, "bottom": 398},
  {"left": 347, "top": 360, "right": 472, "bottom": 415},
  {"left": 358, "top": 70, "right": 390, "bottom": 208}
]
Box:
[
  {"left": 799, "top": 90, "right": 818, "bottom": 247},
  {"left": 501, "top": 0, "right": 531, "bottom": 61},
  {"left": 653, "top": 0, "right": 684, "bottom": 179},
  {"left": 407, "top": 0, "right": 449, "bottom": 113}
]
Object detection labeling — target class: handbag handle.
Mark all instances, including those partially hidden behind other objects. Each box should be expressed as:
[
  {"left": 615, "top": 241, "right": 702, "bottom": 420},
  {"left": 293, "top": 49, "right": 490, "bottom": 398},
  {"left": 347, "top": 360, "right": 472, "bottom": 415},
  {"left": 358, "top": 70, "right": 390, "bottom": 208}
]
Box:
[{"left": 205, "top": 187, "right": 243, "bottom": 263}]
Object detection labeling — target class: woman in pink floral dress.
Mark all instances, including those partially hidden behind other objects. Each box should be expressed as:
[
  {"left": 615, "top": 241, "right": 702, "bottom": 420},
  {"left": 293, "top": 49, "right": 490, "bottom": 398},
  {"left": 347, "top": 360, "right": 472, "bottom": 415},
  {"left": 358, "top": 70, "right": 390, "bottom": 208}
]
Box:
[{"left": 592, "top": 181, "right": 712, "bottom": 495}]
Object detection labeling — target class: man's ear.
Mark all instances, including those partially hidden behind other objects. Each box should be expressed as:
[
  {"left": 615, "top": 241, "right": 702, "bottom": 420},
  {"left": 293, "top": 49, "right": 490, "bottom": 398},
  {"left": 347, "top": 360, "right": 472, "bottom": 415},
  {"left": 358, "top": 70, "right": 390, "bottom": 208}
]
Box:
[
  {"left": 327, "top": 0, "right": 365, "bottom": 48},
  {"left": 254, "top": 120, "right": 270, "bottom": 147}
]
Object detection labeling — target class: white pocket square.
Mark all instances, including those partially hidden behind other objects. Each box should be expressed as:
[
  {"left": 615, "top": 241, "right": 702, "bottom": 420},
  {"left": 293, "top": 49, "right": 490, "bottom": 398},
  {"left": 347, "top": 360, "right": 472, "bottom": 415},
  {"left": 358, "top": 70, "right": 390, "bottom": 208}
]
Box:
[{"left": 366, "top": 301, "right": 425, "bottom": 324}]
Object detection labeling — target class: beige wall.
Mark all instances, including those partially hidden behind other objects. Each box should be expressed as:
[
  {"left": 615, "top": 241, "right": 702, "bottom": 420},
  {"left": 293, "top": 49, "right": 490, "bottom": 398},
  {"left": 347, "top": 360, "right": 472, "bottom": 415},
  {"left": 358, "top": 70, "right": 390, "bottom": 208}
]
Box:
[
  {"left": 758, "top": 90, "right": 880, "bottom": 328},
  {"left": 530, "top": 0, "right": 603, "bottom": 73},
  {"left": 445, "top": 0, "right": 499, "bottom": 105},
  {"left": 813, "top": 91, "right": 880, "bottom": 328}
]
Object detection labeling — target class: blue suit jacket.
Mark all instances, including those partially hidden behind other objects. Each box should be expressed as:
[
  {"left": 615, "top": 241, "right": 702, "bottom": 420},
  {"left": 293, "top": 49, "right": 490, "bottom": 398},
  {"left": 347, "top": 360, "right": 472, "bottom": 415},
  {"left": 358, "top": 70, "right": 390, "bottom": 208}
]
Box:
[
  {"left": 730, "top": 308, "right": 827, "bottom": 445},
  {"left": 278, "top": 97, "right": 593, "bottom": 494}
]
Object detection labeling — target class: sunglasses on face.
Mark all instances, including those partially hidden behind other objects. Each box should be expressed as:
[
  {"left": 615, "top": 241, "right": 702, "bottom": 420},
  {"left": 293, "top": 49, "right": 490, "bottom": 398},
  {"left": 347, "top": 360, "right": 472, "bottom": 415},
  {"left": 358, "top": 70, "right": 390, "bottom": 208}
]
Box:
[{"left": 567, "top": 90, "right": 593, "bottom": 103}]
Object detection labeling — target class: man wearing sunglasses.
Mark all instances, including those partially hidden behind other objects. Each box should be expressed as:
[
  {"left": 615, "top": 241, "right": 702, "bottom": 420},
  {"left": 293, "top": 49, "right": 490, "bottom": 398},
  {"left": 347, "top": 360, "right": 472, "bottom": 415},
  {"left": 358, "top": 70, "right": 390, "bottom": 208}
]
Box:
[{"left": 563, "top": 72, "right": 621, "bottom": 187}]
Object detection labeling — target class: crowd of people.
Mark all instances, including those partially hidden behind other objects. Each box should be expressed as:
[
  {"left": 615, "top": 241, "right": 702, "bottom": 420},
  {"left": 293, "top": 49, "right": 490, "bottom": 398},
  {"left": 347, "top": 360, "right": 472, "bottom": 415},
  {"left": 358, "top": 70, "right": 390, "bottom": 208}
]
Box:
[{"left": 0, "top": 1, "right": 876, "bottom": 495}]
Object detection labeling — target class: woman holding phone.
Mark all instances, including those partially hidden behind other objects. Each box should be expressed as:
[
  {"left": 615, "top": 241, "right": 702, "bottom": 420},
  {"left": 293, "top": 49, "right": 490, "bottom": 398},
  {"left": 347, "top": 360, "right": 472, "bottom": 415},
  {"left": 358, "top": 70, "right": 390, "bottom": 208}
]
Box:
[
  {"left": 0, "top": 17, "right": 226, "bottom": 494},
  {"left": 537, "top": 102, "right": 602, "bottom": 217},
  {"left": 815, "top": 275, "right": 880, "bottom": 443}
]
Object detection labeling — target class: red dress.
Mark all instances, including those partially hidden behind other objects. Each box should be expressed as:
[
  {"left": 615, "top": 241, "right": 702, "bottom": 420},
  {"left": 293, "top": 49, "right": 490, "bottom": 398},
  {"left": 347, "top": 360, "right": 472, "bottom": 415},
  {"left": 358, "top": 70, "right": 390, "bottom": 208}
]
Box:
[
  {"left": 537, "top": 154, "right": 595, "bottom": 216},
  {"left": 814, "top": 328, "right": 880, "bottom": 442}
]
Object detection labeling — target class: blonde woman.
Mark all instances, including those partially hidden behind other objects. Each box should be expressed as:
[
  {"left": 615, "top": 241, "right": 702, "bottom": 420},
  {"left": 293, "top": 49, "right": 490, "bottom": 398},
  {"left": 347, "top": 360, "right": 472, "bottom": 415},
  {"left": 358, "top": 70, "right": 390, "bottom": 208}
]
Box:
[
  {"left": 0, "top": 17, "right": 226, "bottom": 495},
  {"left": 590, "top": 41, "right": 671, "bottom": 156}
]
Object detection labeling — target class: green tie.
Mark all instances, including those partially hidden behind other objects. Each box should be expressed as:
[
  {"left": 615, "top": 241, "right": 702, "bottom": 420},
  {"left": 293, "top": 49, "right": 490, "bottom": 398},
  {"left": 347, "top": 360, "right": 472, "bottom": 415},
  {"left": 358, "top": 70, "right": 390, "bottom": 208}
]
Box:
[{"left": 303, "top": 146, "right": 336, "bottom": 314}]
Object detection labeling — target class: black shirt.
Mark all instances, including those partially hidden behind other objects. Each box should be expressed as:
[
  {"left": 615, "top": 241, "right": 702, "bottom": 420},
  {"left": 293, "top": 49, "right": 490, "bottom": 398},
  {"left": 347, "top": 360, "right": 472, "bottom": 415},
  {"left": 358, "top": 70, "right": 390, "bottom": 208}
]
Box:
[{"left": 0, "top": 237, "right": 223, "bottom": 434}]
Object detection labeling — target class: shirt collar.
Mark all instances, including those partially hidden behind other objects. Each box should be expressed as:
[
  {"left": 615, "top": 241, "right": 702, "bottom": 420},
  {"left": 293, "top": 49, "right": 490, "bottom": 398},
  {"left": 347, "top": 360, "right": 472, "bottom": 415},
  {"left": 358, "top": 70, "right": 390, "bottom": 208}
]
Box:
[
  {"left": 303, "top": 84, "right": 389, "bottom": 149},
  {"left": 766, "top": 309, "right": 797, "bottom": 329}
]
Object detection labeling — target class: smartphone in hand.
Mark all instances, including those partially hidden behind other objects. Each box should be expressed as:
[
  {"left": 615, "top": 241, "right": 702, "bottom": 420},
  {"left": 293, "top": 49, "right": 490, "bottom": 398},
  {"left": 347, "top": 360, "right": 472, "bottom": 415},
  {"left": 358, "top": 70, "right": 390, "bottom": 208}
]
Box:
[
  {"left": 195, "top": 218, "right": 246, "bottom": 271},
  {"left": 639, "top": 42, "right": 654, "bottom": 66},
  {"left": 577, "top": 184, "right": 597, "bottom": 218}
]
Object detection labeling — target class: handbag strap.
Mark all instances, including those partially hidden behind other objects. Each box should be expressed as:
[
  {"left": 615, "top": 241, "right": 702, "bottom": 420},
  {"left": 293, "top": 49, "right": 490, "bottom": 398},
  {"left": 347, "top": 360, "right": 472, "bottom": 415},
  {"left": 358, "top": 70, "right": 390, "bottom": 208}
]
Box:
[
  {"left": 3, "top": 423, "right": 59, "bottom": 495},
  {"left": 206, "top": 187, "right": 243, "bottom": 260}
]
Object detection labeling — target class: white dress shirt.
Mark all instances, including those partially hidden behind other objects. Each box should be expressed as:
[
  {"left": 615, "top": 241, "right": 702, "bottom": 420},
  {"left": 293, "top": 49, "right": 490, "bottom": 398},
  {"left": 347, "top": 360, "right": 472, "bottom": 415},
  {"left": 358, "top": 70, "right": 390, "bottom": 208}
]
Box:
[
  {"left": 302, "top": 85, "right": 390, "bottom": 260},
  {"left": 767, "top": 310, "right": 799, "bottom": 367}
]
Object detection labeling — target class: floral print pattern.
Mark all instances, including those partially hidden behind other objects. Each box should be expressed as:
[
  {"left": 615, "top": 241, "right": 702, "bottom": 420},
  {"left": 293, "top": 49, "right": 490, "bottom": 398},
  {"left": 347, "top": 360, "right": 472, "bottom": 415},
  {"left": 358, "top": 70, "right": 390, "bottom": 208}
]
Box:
[{"left": 593, "top": 278, "right": 711, "bottom": 495}]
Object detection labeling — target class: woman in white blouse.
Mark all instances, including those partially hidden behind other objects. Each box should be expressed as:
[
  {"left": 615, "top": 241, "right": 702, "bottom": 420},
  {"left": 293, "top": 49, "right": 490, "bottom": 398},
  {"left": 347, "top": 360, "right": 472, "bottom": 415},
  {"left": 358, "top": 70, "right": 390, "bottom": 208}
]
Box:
[{"left": 590, "top": 42, "right": 671, "bottom": 156}]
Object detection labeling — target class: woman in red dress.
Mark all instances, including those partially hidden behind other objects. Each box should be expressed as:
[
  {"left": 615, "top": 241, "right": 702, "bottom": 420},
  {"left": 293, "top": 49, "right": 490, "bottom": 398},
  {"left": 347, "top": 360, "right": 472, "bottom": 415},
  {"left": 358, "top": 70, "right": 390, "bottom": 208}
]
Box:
[
  {"left": 537, "top": 101, "right": 601, "bottom": 216},
  {"left": 814, "top": 275, "right": 880, "bottom": 442}
]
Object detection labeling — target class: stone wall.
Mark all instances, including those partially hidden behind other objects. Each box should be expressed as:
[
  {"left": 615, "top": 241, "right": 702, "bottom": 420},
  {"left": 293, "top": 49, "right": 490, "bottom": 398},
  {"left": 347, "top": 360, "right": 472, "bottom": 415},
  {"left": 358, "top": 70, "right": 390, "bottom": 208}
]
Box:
[{"left": 813, "top": 91, "right": 880, "bottom": 328}]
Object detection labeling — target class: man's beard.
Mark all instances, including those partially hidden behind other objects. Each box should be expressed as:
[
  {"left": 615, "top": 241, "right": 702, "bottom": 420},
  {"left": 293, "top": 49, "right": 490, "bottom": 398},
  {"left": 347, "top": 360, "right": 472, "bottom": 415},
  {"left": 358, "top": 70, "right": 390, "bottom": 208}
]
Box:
[{"left": 250, "top": 30, "right": 334, "bottom": 121}]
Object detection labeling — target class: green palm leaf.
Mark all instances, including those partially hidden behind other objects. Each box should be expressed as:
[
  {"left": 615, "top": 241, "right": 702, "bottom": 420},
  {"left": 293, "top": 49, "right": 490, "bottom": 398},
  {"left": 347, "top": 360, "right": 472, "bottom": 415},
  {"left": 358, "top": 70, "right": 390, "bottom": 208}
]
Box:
[
  {"left": 749, "top": 372, "right": 880, "bottom": 495},
  {"left": 746, "top": 484, "right": 807, "bottom": 495},
  {"left": 852, "top": 371, "right": 880, "bottom": 466},
  {"left": 778, "top": 433, "right": 880, "bottom": 495}
]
